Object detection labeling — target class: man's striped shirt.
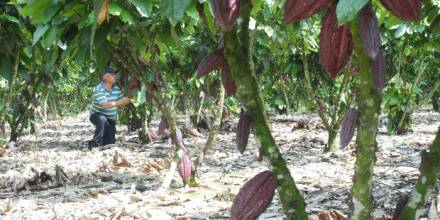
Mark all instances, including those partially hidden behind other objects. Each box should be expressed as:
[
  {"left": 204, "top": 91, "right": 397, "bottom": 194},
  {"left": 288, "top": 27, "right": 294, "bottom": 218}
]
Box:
[{"left": 90, "top": 81, "right": 123, "bottom": 120}]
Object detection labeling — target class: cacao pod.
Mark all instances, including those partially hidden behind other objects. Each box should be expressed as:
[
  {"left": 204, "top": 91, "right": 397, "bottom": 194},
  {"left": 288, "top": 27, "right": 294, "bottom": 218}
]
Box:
[
  {"left": 97, "top": 0, "right": 110, "bottom": 25},
  {"left": 212, "top": 0, "right": 240, "bottom": 31},
  {"left": 319, "top": 5, "right": 353, "bottom": 78},
  {"left": 371, "top": 50, "right": 386, "bottom": 92},
  {"left": 146, "top": 84, "right": 157, "bottom": 105},
  {"left": 148, "top": 129, "right": 160, "bottom": 142},
  {"left": 379, "top": 0, "right": 422, "bottom": 22},
  {"left": 359, "top": 4, "right": 381, "bottom": 59},
  {"left": 231, "top": 170, "right": 278, "bottom": 220},
  {"left": 128, "top": 77, "right": 141, "bottom": 97},
  {"left": 236, "top": 108, "right": 252, "bottom": 154},
  {"left": 197, "top": 49, "right": 227, "bottom": 78},
  {"left": 158, "top": 115, "right": 169, "bottom": 135},
  {"left": 221, "top": 64, "right": 237, "bottom": 96},
  {"left": 174, "top": 127, "right": 185, "bottom": 149},
  {"left": 284, "top": 0, "right": 332, "bottom": 23},
  {"left": 177, "top": 151, "right": 192, "bottom": 181},
  {"left": 340, "top": 108, "right": 359, "bottom": 149},
  {"left": 43, "top": 74, "right": 52, "bottom": 85}
]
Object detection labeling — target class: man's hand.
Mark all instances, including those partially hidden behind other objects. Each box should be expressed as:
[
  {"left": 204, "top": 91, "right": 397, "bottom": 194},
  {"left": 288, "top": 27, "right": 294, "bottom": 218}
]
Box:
[{"left": 116, "top": 97, "right": 131, "bottom": 107}]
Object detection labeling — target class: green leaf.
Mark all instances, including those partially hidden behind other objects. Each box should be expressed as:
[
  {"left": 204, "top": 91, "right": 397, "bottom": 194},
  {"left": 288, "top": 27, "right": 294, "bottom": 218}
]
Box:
[
  {"left": 160, "top": 0, "right": 193, "bottom": 26},
  {"left": 2, "top": 14, "right": 20, "bottom": 24},
  {"left": 336, "top": 0, "right": 368, "bottom": 25},
  {"left": 394, "top": 24, "right": 407, "bottom": 38},
  {"left": 0, "top": 55, "right": 13, "bottom": 81},
  {"left": 20, "top": 0, "right": 62, "bottom": 24},
  {"left": 43, "top": 26, "right": 59, "bottom": 48},
  {"left": 108, "top": 2, "right": 123, "bottom": 16},
  {"left": 129, "top": 0, "right": 153, "bottom": 17},
  {"left": 33, "top": 25, "right": 49, "bottom": 46}
]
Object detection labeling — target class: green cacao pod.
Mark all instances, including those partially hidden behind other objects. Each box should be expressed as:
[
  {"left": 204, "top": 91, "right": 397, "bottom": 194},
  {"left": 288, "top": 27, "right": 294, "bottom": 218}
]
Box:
[
  {"left": 221, "top": 64, "right": 237, "bottom": 96},
  {"left": 231, "top": 170, "right": 278, "bottom": 220},
  {"left": 340, "top": 108, "right": 359, "bottom": 149},
  {"left": 236, "top": 108, "right": 251, "bottom": 154},
  {"left": 359, "top": 4, "right": 381, "bottom": 59},
  {"left": 319, "top": 5, "right": 353, "bottom": 78},
  {"left": 197, "top": 49, "right": 227, "bottom": 78},
  {"left": 379, "top": 0, "right": 422, "bottom": 22},
  {"left": 212, "top": 0, "right": 240, "bottom": 32},
  {"left": 284, "top": 0, "right": 331, "bottom": 23}
]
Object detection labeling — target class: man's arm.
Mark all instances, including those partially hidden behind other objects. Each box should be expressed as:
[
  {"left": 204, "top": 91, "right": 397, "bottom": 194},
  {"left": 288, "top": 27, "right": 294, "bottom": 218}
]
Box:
[{"left": 101, "top": 97, "right": 131, "bottom": 109}]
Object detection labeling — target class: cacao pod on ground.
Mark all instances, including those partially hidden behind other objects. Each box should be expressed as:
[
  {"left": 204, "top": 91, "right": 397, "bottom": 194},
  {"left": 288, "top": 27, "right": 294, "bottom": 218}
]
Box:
[
  {"left": 236, "top": 108, "right": 252, "bottom": 154},
  {"left": 220, "top": 64, "right": 237, "bottom": 96},
  {"left": 340, "top": 108, "right": 359, "bottom": 149},
  {"left": 212, "top": 0, "right": 240, "bottom": 32},
  {"left": 231, "top": 170, "right": 278, "bottom": 220},
  {"left": 197, "top": 49, "right": 227, "bottom": 78},
  {"left": 379, "top": 0, "right": 422, "bottom": 22},
  {"left": 177, "top": 150, "right": 192, "bottom": 182},
  {"left": 359, "top": 4, "right": 381, "bottom": 59},
  {"left": 319, "top": 5, "right": 353, "bottom": 78},
  {"left": 284, "top": 0, "right": 331, "bottom": 23},
  {"left": 372, "top": 50, "right": 387, "bottom": 92}
]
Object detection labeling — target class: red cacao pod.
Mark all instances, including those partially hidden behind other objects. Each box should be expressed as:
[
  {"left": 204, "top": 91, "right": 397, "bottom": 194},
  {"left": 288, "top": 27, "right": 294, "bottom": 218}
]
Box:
[
  {"left": 146, "top": 84, "right": 157, "bottom": 105},
  {"left": 340, "top": 108, "right": 359, "bottom": 149},
  {"left": 177, "top": 151, "right": 192, "bottom": 181},
  {"left": 197, "top": 49, "right": 227, "bottom": 78},
  {"left": 379, "top": 0, "right": 422, "bottom": 22},
  {"left": 128, "top": 77, "right": 141, "bottom": 96},
  {"left": 158, "top": 115, "right": 169, "bottom": 135},
  {"left": 359, "top": 4, "right": 381, "bottom": 59},
  {"left": 236, "top": 108, "right": 252, "bottom": 154},
  {"left": 372, "top": 50, "right": 387, "bottom": 92},
  {"left": 212, "top": 0, "right": 240, "bottom": 31},
  {"left": 319, "top": 5, "right": 353, "bottom": 78},
  {"left": 231, "top": 170, "right": 278, "bottom": 220},
  {"left": 284, "top": 0, "right": 332, "bottom": 23},
  {"left": 220, "top": 64, "right": 237, "bottom": 96}
]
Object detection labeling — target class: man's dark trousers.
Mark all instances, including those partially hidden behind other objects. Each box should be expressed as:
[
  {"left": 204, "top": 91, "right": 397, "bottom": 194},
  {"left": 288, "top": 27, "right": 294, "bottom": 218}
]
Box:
[{"left": 90, "top": 113, "right": 116, "bottom": 145}]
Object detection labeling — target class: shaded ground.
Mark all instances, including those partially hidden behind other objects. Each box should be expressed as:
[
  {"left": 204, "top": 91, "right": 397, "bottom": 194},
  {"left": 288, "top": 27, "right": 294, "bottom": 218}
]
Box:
[{"left": 0, "top": 110, "right": 439, "bottom": 219}]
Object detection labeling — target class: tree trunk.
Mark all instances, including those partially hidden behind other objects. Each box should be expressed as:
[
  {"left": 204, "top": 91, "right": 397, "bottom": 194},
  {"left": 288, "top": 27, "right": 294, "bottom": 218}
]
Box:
[
  {"left": 348, "top": 17, "right": 381, "bottom": 220},
  {"left": 327, "top": 128, "right": 338, "bottom": 152},
  {"left": 223, "top": 1, "right": 308, "bottom": 219},
  {"left": 0, "top": 47, "right": 20, "bottom": 147},
  {"left": 433, "top": 91, "right": 440, "bottom": 112},
  {"left": 396, "top": 126, "right": 440, "bottom": 219},
  {"left": 191, "top": 84, "right": 225, "bottom": 183}
]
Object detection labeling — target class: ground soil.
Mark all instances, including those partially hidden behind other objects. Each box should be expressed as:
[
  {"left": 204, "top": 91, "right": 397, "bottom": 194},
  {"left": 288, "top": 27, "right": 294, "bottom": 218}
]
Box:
[{"left": 0, "top": 110, "right": 439, "bottom": 219}]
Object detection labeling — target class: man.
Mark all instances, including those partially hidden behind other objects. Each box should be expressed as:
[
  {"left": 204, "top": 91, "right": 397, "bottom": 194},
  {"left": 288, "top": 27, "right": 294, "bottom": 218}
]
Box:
[{"left": 88, "top": 66, "right": 131, "bottom": 150}]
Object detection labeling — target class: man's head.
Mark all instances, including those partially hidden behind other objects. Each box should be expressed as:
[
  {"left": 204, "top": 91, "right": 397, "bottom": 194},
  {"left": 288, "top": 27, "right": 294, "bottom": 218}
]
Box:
[{"left": 102, "top": 66, "right": 117, "bottom": 84}]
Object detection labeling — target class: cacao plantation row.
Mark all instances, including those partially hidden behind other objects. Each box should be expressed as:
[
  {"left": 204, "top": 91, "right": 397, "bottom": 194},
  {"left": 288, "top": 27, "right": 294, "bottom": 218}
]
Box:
[{"left": 0, "top": 0, "right": 439, "bottom": 219}]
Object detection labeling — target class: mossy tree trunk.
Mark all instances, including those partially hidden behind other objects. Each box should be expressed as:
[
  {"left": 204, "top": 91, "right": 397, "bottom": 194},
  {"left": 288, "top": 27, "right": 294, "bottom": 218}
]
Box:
[
  {"left": 396, "top": 126, "right": 440, "bottom": 220},
  {"left": 348, "top": 17, "right": 381, "bottom": 220},
  {"left": 223, "top": 1, "right": 308, "bottom": 219}
]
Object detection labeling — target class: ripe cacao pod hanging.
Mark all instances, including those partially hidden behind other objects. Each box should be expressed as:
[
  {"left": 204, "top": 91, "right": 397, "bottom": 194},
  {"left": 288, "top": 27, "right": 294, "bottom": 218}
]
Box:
[
  {"left": 340, "top": 108, "right": 359, "bottom": 149},
  {"left": 146, "top": 84, "right": 156, "bottom": 105},
  {"left": 359, "top": 4, "right": 381, "bottom": 59},
  {"left": 284, "top": 0, "right": 332, "bottom": 23},
  {"left": 379, "top": 0, "right": 422, "bottom": 22},
  {"left": 97, "top": 0, "right": 110, "bottom": 25},
  {"left": 212, "top": 0, "right": 240, "bottom": 31},
  {"left": 220, "top": 64, "right": 237, "bottom": 96},
  {"left": 158, "top": 115, "right": 169, "bottom": 135},
  {"left": 236, "top": 108, "right": 252, "bottom": 154},
  {"left": 372, "top": 50, "right": 387, "bottom": 92},
  {"left": 231, "top": 170, "right": 278, "bottom": 220},
  {"left": 197, "top": 49, "right": 227, "bottom": 78},
  {"left": 128, "top": 77, "right": 141, "bottom": 97},
  {"left": 177, "top": 151, "right": 192, "bottom": 182},
  {"left": 319, "top": 5, "right": 353, "bottom": 78}
]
